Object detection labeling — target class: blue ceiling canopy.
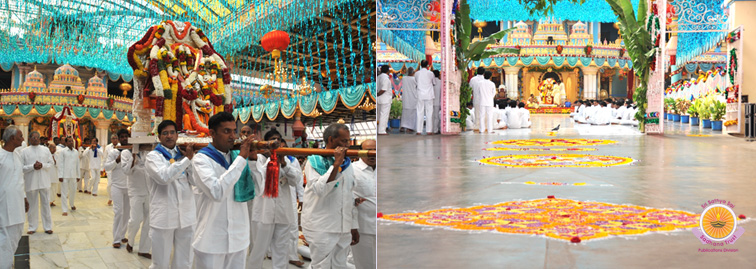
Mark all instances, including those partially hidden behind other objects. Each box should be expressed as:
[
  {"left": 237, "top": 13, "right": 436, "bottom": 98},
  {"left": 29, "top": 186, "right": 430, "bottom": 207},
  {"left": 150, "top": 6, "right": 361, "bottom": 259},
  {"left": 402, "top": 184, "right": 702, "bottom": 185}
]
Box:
[{"left": 468, "top": 0, "right": 640, "bottom": 23}]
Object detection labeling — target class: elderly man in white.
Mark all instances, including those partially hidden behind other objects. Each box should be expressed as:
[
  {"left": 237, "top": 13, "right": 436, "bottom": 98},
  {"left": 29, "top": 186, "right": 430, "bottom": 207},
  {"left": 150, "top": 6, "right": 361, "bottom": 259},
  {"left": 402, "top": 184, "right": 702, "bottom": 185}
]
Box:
[
  {"left": 351, "top": 140, "right": 376, "bottom": 269},
  {"left": 247, "top": 129, "right": 302, "bottom": 269},
  {"left": 56, "top": 137, "right": 80, "bottom": 216},
  {"left": 104, "top": 129, "right": 131, "bottom": 248},
  {"left": 376, "top": 65, "right": 392, "bottom": 135},
  {"left": 122, "top": 143, "right": 153, "bottom": 258},
  {"left": 104, "top": 134, "right": 119, "bottom": 206},
  {"left": 21, "top": 131, "right": 55, "bottom": 234},
  {"left": 302, "top": 123, "right": 359, "bottom": 269},
  {"left": 145, "top": 120, "right": 197, "bottom": 269},
  {"left": 415, "top": 60, "right": 437, "bottom": 135},
  {"left": 0, "top": 126, "right": 28, "bottom": 269},
  {"left": 469, "top": 67, "right": 486, "bottom": 131},
  {"left": 192, "top": 112, "right": 258, "bottom": 268},
  {"left": 86, "top": 138, "right": 104, "bottom": 196}
]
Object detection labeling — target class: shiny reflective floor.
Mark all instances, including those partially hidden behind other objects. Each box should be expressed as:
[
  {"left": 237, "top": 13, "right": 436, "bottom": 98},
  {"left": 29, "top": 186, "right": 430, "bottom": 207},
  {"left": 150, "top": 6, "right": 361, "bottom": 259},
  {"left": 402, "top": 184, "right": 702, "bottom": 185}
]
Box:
[{"left": 378, "top": 115, "right": 756, "bottom": 268}]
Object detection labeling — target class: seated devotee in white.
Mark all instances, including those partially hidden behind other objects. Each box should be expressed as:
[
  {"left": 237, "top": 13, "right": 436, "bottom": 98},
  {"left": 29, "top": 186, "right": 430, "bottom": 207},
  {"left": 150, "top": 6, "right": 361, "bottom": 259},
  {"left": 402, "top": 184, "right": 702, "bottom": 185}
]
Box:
[
  {"left": 465, "top": 105, "right": 475, "bottom": 131},
  {"left": 506, "top": 103, "right": 523, "bottom": 129},
  {"left": 519, "top": 104, "right": 532, "bottom": 128},
  {"left": 620, "top": 106, "right": 639, "bottom": 126},
  {"left": 576, "top": 102, "right": 597, "bottom": 124},
  {"left": 494, "top": 105, "right": 508, "bottom": 129},
  {"left": 589, "top": 103, "right": 612, "bottom": 125}
]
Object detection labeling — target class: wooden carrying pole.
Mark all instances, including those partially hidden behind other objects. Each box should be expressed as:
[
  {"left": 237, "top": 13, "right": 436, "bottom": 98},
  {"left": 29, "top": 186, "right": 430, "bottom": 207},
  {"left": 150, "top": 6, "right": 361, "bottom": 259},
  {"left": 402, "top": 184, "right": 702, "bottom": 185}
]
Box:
[{"left": 117, "top": 141, "right": 376, "bottom": 157}]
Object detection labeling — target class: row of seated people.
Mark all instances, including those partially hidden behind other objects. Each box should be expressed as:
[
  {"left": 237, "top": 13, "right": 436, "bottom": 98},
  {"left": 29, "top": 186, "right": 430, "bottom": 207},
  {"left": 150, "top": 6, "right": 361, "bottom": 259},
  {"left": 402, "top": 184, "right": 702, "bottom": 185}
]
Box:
[
  {"left": 465, "top": 99, "right": 532, "bottom": 131},
  {"left": 571, "top": 99, "right": 639, "bottom": 126}
]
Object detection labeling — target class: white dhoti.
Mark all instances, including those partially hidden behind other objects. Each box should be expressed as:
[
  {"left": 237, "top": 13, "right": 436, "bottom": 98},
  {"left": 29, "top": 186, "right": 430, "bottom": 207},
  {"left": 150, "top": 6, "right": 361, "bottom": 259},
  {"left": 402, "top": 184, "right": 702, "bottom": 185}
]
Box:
[
  {"left": 377, "top": 103, "right": 390, "bottom": 134},
  {"left": 288, "top": 220, "right": 299, "bottom": 261},
  {"left": 90, "top": 169, "right": 101, "bottom": 194},
  {"left": 303, "top": 229, "right": 351, "bottom": 269},
  {"left": 478, "top": 106, "right": 494, "bottom": 133},
  {"left": 247, "top": 222, "right": 291, "bottom": 269},
  {"left": 194, "top": 249, "right": 246, "bottom": 269},
  {"left": 111, "top": 186, "right": 130, "bottom": 244},
  {"left": 26, "top": 189, "right": 53, "bottom": 232},
  {"left": 79, "top": 169, "right": 90, "bottom": 192},
  {"left": 416, "top": 99, "right": 434, "bottom": 133},
  {"left": 432, "top": 105, "right": 441, "bottom": 133},
  {"left": 61, "top": 178, "right": 77, "bottom": 213},
  {"left": 400, "top": 109, "right": 416, "bottom": 130},
  {"left": 473, "top": 104, "right": 480, "bottom": 130},
  {"left": 351, "top": 234, "right": 376, "bottom": 269},
  {"left": 49, "top": 182, "right": 59, "bottom": 202},
  {"left": 0, "top": 223, "right": 23, "bottom": 269},
  {"left": 149, "top": 226, "right": 194, "bottom": 269},
  {"left": 127, "top": 195, "right": 151, "bottom": 253}
]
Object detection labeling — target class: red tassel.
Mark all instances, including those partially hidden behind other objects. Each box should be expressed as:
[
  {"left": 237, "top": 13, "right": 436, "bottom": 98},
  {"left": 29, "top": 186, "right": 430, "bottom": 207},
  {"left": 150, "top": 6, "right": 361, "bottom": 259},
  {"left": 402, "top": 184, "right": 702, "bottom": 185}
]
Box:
[{"left": 264, "top": 149, "right": 280, "bottom": 197}]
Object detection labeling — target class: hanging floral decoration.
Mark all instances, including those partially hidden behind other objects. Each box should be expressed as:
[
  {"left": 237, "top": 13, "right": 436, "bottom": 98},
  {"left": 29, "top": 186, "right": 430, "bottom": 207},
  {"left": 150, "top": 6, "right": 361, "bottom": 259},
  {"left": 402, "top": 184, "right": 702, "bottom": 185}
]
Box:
[
  {"left": 77, "top": 94, "right": 85, "bottom": 104},
  {"left": 727, "top": 30, "right": 741, "bottom": 43},
  {"left": 107, "top": 97, "right": 115, "bottom": 108},
  {"left": 28, "top": 92, "right": 36, "bottom": 103},
  {"left": 584, "top": 45, "right": 592, "bottom": 55},
  {"left": 556, "top": 45, "right": 564, "bottom": 54},
  {"left": 729, "top": 48, "right": 737, "bottom": 85}
]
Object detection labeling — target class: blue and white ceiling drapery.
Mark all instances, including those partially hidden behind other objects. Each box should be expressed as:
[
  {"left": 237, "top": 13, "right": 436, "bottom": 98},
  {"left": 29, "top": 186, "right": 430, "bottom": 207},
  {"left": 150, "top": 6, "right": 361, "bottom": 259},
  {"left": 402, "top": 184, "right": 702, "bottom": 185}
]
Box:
[
  {"left": 468, "top": 0, "right": 639, "bottom": 22},
  {"left": 673, "top": 0, "right": 729, "bottom": 66},
  {"left": 377, "top": 0, "right": 436, "bottom": 62}
]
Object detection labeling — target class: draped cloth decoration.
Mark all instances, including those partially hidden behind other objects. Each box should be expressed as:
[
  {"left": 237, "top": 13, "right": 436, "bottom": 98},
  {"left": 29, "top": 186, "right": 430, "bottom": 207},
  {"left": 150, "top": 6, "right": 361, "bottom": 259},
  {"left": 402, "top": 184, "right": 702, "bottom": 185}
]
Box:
[
  {"left": 536, "top": 56, "right": 551, "bottom": 65},
  {"left": 674, "top": 0, "right": 729, "bottom": 65},
  {"left": 507, "top": 56, "right": 519, "bottom": 66},
  {"left": 580, "top": 57, "right": 593, "bottom": 67},
  {"left": 469, "top": 0, "right": 640, "bottom": 22},
  {"left": 18, "top": 104, "right": 33, "bottom": 115},
  {"left": 3, "top": 105, "right": 16, "bottom": 115},
  {"left": 265, "top": 100, "right": 281, "bottom": 121},
  {"left": 567, "top": 57, "right": 579, "bottom": 67},
  {"left": 593, "top": 58, "right": 605, "bottom": 67},
  {"left": 552, "top": 56, "right": 565, "bottom": 67}
]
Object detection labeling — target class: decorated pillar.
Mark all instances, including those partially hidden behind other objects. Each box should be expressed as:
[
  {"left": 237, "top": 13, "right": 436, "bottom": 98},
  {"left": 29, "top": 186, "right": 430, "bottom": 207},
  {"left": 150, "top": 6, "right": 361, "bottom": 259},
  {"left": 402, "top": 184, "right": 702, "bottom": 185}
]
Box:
[
  {"left": 582, "top": 66, "right": 600, "bottom": 99},
  {"left": 504, "top": 66, "right": 521, "bottom": 99},
  {"left": 441, "top": 0, "right": 459, "bottom": 134},
  {"left": 93, "top": 119, "right": 111, "bottom": 148},
  {"left": 12, "top": 117, "right": 31, "bottom": 140}
]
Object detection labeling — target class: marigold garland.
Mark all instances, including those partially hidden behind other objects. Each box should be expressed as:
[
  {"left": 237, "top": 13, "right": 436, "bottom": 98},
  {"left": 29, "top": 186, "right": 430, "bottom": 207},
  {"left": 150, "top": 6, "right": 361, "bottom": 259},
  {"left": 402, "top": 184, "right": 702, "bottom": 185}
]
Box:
[
  {"left": 479, "top": 154, "right": 634, "bottom": 168},
  {"left": 729, "top": 48, "right": 737, "bottom": 85}
]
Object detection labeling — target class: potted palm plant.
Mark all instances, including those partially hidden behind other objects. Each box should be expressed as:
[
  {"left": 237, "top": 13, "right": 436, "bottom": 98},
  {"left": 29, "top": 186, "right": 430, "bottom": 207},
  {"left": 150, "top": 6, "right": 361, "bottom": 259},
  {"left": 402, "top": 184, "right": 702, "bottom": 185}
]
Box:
[
  {"left": 677, "top": 99, "right": 691, "bottom": 123},
  {"left": 671, "top": 99, "right": 681, "bottom": 122},
  {"left": 389, "top": 98, "right": 402, "bottom": 129},
  {"left": 699, "top": 98, "right": 712, "bottom": 128},
  {"left": 664, "top": 98, "right": 675, "bottom": 120},
  {"left": 710, "top": 99, "right": 726, "bottom": 131},
  {"left": 688, "top": 99, "right": 700, "bottom": 126}
]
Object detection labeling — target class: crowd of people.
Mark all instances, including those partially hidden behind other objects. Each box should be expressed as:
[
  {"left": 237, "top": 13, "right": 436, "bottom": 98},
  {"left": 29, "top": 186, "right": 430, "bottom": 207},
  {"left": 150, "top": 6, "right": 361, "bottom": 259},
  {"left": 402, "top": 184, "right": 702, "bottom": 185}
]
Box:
[
  {"left": 571, "top": 98, "right": 639, "bottom": 126},
  {"left": 1, "top": 113, "right": 377, "bottom": 269},
  {"left": 376, "top": 60, "right": 442, "bottom": 135},
  {"left": 465, "top": 67, "right": 533, "bottom": 133}
]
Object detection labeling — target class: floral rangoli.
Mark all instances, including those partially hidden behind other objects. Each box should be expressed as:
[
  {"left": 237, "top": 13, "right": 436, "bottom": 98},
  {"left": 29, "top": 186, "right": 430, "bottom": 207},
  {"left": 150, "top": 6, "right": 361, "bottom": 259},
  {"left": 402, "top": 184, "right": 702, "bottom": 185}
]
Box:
[
  {"left": 485, "top": 147, "right": 597, "bottom": 152},
  {"left": 479, "top": 154, "right": 634, "bottom": 168},
  {"left": 490, "top": 139, "right": 617, "bottom": 147},
  {"left": 686, "top": 134, "right": 712, "bottom": 137},
  {"left": 381, "top": 198, "right": 699, "bottom": 242}
]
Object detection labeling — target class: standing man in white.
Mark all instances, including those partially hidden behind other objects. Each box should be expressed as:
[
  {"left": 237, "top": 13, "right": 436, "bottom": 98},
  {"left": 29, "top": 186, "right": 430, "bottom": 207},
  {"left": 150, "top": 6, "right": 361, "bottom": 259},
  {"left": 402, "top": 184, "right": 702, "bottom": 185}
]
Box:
[
  {"left": 376, "top": 65, "right": 392, "bottom": 135},
  {"left": 122, "top": 143, "right": 153, "bottom": 258},
  {"left": 247, "top": 130, "right": 302, "bottom": 269},
  {"left": 145, "top": 120, "right": 197, "bottom": 269},
  {"left": 478, "top": 71, "right": 497, "bottom": 134},
  {"left": 469, "top": 67, "right": 486, "bottom": 131},
  {"left": 56, "top": 137, "right": 80, "bottom": 216},
  {"left": 0, "top": 126, "right": 28, "bottom": 269},
  {"left": 104, "top": 129, "right": 131, "bottom": 248},
  {"left": 351, "top": 140, "right": 376, "bottom": 269},
  {"left": 415, "top": 60, "right": 436, "bottom": 135},
  {"left": 192, "top": 112, "right": 257, "bottom": 268},
  {"left": 104, "top": 134, "right": 119, "bottom": 206},
  {"left": 47, "top": 142, "right": 58, "bottom": 207},
  {"left": 20, "top": 131, "right": 54, "bottom": 234},
  {"left": 400, "top": 68, "right": 417, "bottom": 134},
  {"left": 86, "top": 138, "right": 104, "bottom": 196},
  {"left": 432, "top": 70, "right": 442, "bottom": 134},
  {"left": 78, "top": 138, "right": 91, "bottom": 194},
  {"left": 302, "top": 123, "right": 359, "bottom": 269}
]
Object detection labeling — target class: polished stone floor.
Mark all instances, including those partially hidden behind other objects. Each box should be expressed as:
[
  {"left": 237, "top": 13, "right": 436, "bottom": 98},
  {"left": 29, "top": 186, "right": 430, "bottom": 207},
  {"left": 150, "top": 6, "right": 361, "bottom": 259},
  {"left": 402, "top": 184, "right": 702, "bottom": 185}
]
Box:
[
  {"left": 17, "top": 179, "right": 310, "bottom": 269},
  {"left": 378, "top": 115, "right": 756, "bottom": 268}
]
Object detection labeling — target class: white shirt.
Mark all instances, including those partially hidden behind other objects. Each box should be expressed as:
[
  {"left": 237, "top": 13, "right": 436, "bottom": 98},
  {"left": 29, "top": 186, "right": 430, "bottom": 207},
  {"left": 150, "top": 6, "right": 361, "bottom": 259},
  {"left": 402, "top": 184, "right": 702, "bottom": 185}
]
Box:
[
  {"left": 415, "top": 68, "right": 436, "bottom": 100},
  {"left": 469, "top": 75, "right": 484, "bottom": 106},
  {"left": 79, "top": 147, "right": 90, "bottom": 170},
  {"left": 85, "top": 147, "right": 104, "bottom": 170},
  {"left": 121, "top": 149, "right": 149, "bottom": 197},
  {"left": 433, "top": 77, "right": 442, "bottom": 107},
  {"left": 400, "top": 76, "right": 417, "bottom": 109},
  {"left": 251, "top": 155, "right": 301, "bottom": 225},
  {"left": 616, "top": 106, "right": 627, "bottom": 119},
  {"left": 56, "top": 147, "right": 80, "bottom": 179},
  {"left": 376, "top": 73, "right": 392, "bottom": 104},
  {"left": 103, "top": 143, "right": 116, "bottom": 171},
  {"left": 507, "top": 107, "right": 523, "bottom": 129},
  {"left": 21, "top": 145, "right": 54, "bottom": 191},
  {"left": 145, "top": 147, "right": 196, "bottom": 230},
  {"left": 0, "top": 148, "right": 25, "bottom": 227},
  {"left": 352, "top": 160, "right": 376, "bottom": 236},
  {"left": 478, "top": 80, "right": 496, "bottom": 107},
  {"left": 302, "top": 159, "right": 358, "bottom": 233},
  {"left": 104, "top": 148, "right": 128, "bottom": 189},
  {"left": 520, "top": 107, "right": 531, "bottom": 127},
  {"left": 192, "top": 150, "right": 253, "bottom": 254}
]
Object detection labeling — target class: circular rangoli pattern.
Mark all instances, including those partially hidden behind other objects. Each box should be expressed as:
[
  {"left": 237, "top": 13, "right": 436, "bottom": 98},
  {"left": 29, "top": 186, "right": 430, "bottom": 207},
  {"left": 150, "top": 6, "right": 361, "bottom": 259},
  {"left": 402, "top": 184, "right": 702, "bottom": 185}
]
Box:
[
  {"left": 480, "top": 154, "right": 634, "bottom": 168},
  {"left": 381, "top": 198, "right": 700, "bottom": 242},
  {"left": 485, "top": 147, "right": 597, "bottom": 152},
  {"left": 490, "top": 139, "right": 617, "bottom": 147}
]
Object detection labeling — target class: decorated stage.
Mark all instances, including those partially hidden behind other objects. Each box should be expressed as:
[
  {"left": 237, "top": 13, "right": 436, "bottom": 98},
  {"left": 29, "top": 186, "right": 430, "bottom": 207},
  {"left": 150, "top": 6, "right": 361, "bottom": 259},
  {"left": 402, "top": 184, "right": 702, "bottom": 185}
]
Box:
[{"left": 527, "top": 106, "right": 573, "bottom": 114}]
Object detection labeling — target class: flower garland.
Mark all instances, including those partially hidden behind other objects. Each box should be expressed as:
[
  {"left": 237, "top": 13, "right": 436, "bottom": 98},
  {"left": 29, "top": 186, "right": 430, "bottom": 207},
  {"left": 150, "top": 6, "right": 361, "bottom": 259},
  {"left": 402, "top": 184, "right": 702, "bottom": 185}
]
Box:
[
  {"left": 727, "top": 31, "right": 741, "bottom": 43},
  {"left": 729, "top": 48, "right": 737, "bottom": 85},
  {"left": 28, "top": 92, "right": 36, "bottom": 102}
]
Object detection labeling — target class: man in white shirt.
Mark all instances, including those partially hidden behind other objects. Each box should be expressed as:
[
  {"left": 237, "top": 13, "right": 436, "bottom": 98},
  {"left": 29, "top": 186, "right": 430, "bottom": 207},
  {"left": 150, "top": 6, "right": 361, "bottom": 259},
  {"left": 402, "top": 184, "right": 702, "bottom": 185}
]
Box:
[
  {"left": 145, "top": 120, "right": 197, "bottom": 269},
  {"left": 415, "top": 60, "right": 436, "bottom": 135},
  {"left": 56, "top": 137, "right": 80, "bottom": 216},
  {"left": 494, "top": 100, "right": 508, "bottom": 130},
  {"left": 506, "top": 101, "right": 523, "bottom": 129},
  {"left": 122, "top": 143, "right": 153, "bottom": 258},
  {"left": 478, "top": 71, "right": 497, "bottom": 133},
  {"left": 192, "top": 112, "right": 258, "bottom": 268},
  {"left": 104, "top": 129, "right": 131, "bottom": 248},
  {"left": 21, "top": 131, "right": 54, "bottom": 234},
  {"left": 86, "top": 138, "right": 104, "bottom": 196},
  {"left": 469, "top": 67, "right": 486, "bottom": 131},
  {"left": 376, "top": 65, "right": 393, "bottom": 135},
  {"left": 352, "top": 140, "right": 376, "bottom": 269},
  {"left": 0, "top": 126, "right": 28, "bottom": 269},
  {"left": 570, "top": 100, "right": 582, "bottom": 118},
  {"left": 248, "top": 130, "right": 302, "bottom": 269},
  {"left": 519, "top": 102, "right": 532, "bottom": 128},
  {"left": 78, "top": 138, "right": 91, "bottom": 194},
  {"left": 432, "top": 70, "right": 442, "bottom": 134},
  {"left": 302, "top": 124, "right": 359, "bottom": 269},
  {"left": 104, "top": 134, "right": 119, "bottom": 206},
  {"left": 590, "top": 101, "right": 612, "bottom": 125},
  {"left": 47, "top": 142, "right": 58, "bottom": 207},
  {"left": 400, "top": 68, "right": 417, "bottom": 134}
]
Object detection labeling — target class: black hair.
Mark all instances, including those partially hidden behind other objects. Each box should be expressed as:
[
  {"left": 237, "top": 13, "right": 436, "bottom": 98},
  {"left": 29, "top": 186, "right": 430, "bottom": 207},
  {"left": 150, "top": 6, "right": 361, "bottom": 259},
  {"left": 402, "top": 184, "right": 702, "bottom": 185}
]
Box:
[
  {"left": 420, "top": 60, "right": 428, "bottom": 68},
  {"left": 83, "top": 137, "right": 91, "bottom": 143},
  {"left": 323, "top": 123, "right": 349, "bottom": 146},
  {"left": 380, "top": 65, "right": 390, "bottom": 74},
  {"left": 264, "top": 129, "right": 282, "bottom": 141},
  {"left": 477, "top": 67, "right": 486, "bottom": 75},
  {"left": 484, "top": 71, "right": 492, "bottom": 79},
  {"left": 92, "top": 137, "right": 98, "bottom": 143},
  {"left": 117, "top": 129, "right": 130, "bottom": 137},
  {"left": 466, "top": 102, "right": 474, "bottom": 107},
  {"left": 599, "top": 101, "right": 607, "bottom": 107},
  {"left": 433, "top": 70, "right": 440, "bottom": 78},
  {"left": 65, "top": 136, "right": 74, "bottom": 143},
  {"left": 157, "top": 120, "right": 178, "bottom": 135},
  {"left": 208, "top": 112, "right": 236, "bottom": 131},
  {"left": 518, "top": 102, "right": 525, "bottom": 108},
  {"left": 509, "top": 100, "right": 518, "bottom": 108}
]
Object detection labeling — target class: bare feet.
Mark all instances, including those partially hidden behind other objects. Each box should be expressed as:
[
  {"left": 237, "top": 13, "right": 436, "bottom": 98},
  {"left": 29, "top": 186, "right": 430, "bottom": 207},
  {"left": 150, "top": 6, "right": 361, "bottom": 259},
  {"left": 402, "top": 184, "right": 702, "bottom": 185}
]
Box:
[
  {"left": 62, "top": 212, "right": 68, "bottom": 216},
  {"left": 289, "top": 260, "right": 305, "bottom": 268},
  {"left": 107, "top": 200, "right": 112, "bottom": 206},
  {"left": 71, "top": 206, "right": 76, "bottom": 211},
  {"left": 121, "top": 238, "right": 128, "bottom": 243},
  {"left": 113, "top": 243, "right": 121, "bottom": 248},
  {"left": 92, "top": 194, "right": 98, "bottom": 197},
  {"left": 50, "top": 202, "right": 56, "bottom": 207},
  {"left": 126, "top": 243, "right": 133, "bottom": 253},
  {"left": 45, "top": 230, "right": 53, "bottom": 234},
  {"left": 27, "top": 231, "right": 35, "bottom": 234},
  {"left": 137, "top": 253, "right": 152, "bottom": 259}
]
